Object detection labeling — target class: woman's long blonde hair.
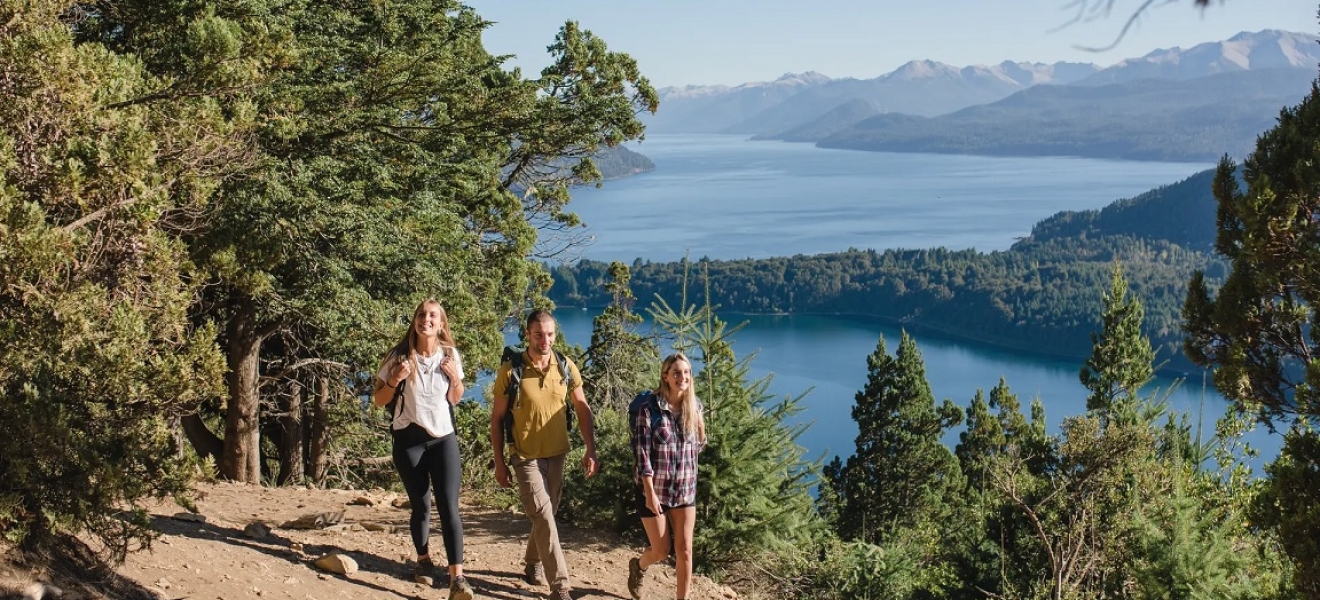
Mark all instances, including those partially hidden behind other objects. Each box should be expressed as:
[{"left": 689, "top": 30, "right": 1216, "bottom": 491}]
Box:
[
  {"left": 387, "top": 299, "right": 457, "bottom": 374},
  {"left": 655, "top": 352, "right": 705, "bottom": 441}
]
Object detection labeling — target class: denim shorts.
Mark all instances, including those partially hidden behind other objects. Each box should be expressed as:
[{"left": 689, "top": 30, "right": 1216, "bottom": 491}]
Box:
[{"left": 634, "top": 488, "right": 694, "bottom": 518}]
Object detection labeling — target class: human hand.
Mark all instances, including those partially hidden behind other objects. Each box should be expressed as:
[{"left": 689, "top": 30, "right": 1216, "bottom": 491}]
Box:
[
  {"left": 494, "top": 461, "right": 511, "bottom": 488},
  {"left": 390, "top": 356, "right": 413, "bottom": 387},
  {"left": 645, "top": 493, "right": 661, "bottom": 516},
  {"left": 439, "top": 355, "right": 459, "bottom": 381},
  {"left": 582, "top": 450, "right": 598, "bottom": 478}
]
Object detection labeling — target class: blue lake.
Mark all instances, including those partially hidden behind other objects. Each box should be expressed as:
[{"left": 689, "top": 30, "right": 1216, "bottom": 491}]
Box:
[
  {"left": 506, "top": 135, "right": 1280, "bottom": 469},
  {"left": 567, "top": 134, "right": 1210, "bottom": 261}
]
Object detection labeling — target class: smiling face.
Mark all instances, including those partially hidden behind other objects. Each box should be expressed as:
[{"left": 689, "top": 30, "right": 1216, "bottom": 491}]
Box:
[
  {"left": 662, "top": 356, "right": 692, "bottom": 398},
  {"left": 526, "top": 315, "right": 557, "bottom": 358},
  {"left": 413, "top": 301, "right": 445, "bottom": 342}
]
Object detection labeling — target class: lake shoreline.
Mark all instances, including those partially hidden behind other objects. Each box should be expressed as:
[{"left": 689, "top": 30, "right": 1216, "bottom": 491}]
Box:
[{"left": 552, "top": 303, "right": 1207, "bottom": 380}]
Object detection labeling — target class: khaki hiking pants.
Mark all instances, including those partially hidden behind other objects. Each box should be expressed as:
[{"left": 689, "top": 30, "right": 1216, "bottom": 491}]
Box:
[{"left": 513, "top": 453, "right": 569, "bottom": 591}]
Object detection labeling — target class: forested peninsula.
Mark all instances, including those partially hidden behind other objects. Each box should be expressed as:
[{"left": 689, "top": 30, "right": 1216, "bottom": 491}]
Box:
[{"left": 550, "top": 168, "right": 1225, "bottom": 372}]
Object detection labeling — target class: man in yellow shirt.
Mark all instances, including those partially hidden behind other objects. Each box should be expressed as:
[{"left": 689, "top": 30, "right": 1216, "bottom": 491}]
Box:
[{"left": 491, "top": 310, "right": 598, "bottom": 600}]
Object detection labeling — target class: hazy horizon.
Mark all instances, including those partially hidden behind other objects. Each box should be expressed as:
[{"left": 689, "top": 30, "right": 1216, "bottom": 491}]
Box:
[{"left": 464, "top": 0, "right": 1316, "bottom": 88}]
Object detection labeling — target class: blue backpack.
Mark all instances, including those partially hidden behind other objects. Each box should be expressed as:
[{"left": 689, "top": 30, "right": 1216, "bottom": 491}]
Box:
[{"left": 628, "top": 391, "right": 666, "bottom": 439}]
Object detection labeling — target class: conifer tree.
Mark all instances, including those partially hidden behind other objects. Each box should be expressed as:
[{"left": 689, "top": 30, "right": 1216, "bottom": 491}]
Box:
[
  {"left": 958, "top": 389, "right": 1005, "bottom": 491},
  {"left": 1080, "top": 263, "right": 1155, "bottom": 425},
  {"left": 648, "top": 272, "right": 822, "bottom": 577},
  {"left": 832, "top": 332, "right": 964, "bottom": 546},
  {"left": 0, "top": 0, "right": 244, "bottom": 555},
  {"left": 562, "top": 262, "right": 659, "bottom": 530},
  {"left": 1182, "top": 73, "right": 1320, "bottom": 592},
  {"left": 581, "top": 262, "right": 659, "bottom": 412}
]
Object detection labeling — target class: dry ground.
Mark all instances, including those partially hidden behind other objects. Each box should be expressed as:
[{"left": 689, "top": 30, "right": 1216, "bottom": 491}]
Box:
[{"left": 1, "top": 482, "right": 739, "bottom": 600}]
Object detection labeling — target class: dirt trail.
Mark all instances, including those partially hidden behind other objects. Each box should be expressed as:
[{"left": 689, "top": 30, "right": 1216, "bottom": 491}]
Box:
[{"left": 2, "top": 482, "right": 738, "bottom": 600}]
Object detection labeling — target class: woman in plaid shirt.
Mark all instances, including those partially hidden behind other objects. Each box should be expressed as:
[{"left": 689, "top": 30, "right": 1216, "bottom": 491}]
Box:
[{"left": 626, "top": 352, "right": 707, "bottom": 600}]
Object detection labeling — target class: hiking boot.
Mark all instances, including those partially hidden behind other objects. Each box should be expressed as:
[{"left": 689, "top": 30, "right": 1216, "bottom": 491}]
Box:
[
  {"left": 449, "top": 575, "right": 475, "bottom": 600},
  {"left": 524, "top": 562, "right": 547, "bottom": 586},
  {"left": 413, "top": 557, "right": 436, "bottom": 586},
  {"left": 549, "top": 588, "right": 573, "bottom": 600},
  {"left": 626, "top": 557, "right": 645, "bottom": 600}
]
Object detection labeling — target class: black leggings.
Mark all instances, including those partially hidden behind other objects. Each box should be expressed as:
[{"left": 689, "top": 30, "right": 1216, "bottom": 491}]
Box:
[{"left": 392, "top": 424, "right": 464, "bottom": 564}]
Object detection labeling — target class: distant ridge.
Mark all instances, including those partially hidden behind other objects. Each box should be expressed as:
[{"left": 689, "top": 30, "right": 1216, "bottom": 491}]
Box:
[
  {"left": 645, "top": 30, "right": 1320, "bottom": 156},
  {"left": 816, "top": 67, "right": 1315, "bottom": 162},
  {"left": 1075, "top": 29, "right": 1320, "bottom": 85}
]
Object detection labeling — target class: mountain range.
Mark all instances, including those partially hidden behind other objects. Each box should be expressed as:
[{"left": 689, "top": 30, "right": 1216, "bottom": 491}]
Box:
[{"left": 643, "top": 30, "right": 1320, "bottom": 162}]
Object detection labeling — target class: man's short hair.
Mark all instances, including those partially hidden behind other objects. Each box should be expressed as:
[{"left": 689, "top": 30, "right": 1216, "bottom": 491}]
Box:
[{"left": 525, "top": 309, "right": 556, "bottom": 331}]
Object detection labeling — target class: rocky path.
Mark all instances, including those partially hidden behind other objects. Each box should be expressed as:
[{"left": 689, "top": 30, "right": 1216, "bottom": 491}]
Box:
[{"left": 4, "top": 482, "right": 738, "bottom": 600}]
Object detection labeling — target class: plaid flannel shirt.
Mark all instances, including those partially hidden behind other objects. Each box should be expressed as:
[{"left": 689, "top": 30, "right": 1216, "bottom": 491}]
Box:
[{"left": 631, "top": 395, "right": 704, "bottom": 507}]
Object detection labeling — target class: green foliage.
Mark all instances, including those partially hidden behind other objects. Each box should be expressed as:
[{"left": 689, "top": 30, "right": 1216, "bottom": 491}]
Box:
[
  {"left": 1184, "top": 85, "right": 1320, "bottom": 430},
  {"left": 1132, "top": 474, "right": 1259, "bottom": 600},
  {"left": 817, "top": 539, "right": 922, "bottom": 600},
  {"left": 67, "top": 0, "right": 659, "bottom": 483},
  {"left": 829, "top": 332, "right": 965, "bottom": 546},
  {"left": 1030, "top": 169, "right": 1221, "bottom": 252},
  {"left": 562, "top": 262, "right": 659, "bottom": 533},
  {"left": 560, "top": 405, "right": 636, "bottom": 533},
  {"left": 1182, "top": 72, "right": 1320, "bottom": 592},
  {"left": 581, "top": 262, "right": 660, "bottom": 412},
  {"left": 0, "top": 1, "right": 231, "bottom": 556},
  {"left": 552, "top": 235, "right": 1222, "bottom": 373},
  {"left": 1080, "top": 264, "right": 1156, "bottom": 424},
  {"left": 1252, "top": 428, "right": 1320, "bottom": 598}
]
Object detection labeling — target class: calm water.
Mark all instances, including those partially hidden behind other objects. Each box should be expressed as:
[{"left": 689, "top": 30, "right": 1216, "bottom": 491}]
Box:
[
  {"left": 548, "top": 310, "right": 1276, "bottom": 467},
  {"left": 521, "top": 135, "right": 1279, "bottom": 467},
  {"left": 569, "top": 134, "right": 1209, "bottom": 262}
]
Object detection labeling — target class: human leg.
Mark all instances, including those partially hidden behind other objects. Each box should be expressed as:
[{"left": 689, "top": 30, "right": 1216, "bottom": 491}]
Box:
[
  {"left": 513, "top": 454, "right": 570, "bottom": 591},
  {"left": 391, "top": 431, "right": 434, "bottom": 559},
  {"left": 628, "top": 489, "right": 671, "bottom": 600},
  {"left": 425, "top": 435, "right": 465, "bottom": 570},
  {"left": 669, "top": 505, "right": 697, "bottom": 600},
  {"left": 422, "top": 434, "right": 472, "bottom": 599}
]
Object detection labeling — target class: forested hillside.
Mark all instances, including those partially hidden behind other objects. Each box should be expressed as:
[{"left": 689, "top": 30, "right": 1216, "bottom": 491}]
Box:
[
  {"left": 1028, "top": 168, "right": 1220, "bottom": 250},
  {"left": 549, "top": 171, "right": 1231, "bottom": 372}
]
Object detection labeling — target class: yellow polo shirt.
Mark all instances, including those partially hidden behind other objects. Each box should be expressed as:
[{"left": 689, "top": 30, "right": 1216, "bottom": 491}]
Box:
[{"left": 493, "top": 351, "right": 583, "bottom": 460}]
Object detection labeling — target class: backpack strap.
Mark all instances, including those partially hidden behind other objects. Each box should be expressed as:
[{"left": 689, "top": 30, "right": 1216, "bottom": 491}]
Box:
[
  {"left": 502, "top": 347, "right": 576, "bottom": 443},
  {"left": 628, "top": 391, "right": 664, "bottom": 436},
  {"left": 553, "top": 350, "right": 575, "bottom": 433}
]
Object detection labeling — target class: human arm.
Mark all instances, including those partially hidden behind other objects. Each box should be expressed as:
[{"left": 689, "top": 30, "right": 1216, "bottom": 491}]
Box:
[
  {"left": 371, "top": 353, "right": 411, "bottom": 407},
  {"left": 631, "top": 399, "right": 660, "bottom": 514},
  {"left": 441, "top": 347, "right": 465, "bottom": 406},
  {"left": 489, "top": 366, "right": 511, "bottom": 488},
  {"left": 570, "top": 385, "right": 598, "bottom": 477}
]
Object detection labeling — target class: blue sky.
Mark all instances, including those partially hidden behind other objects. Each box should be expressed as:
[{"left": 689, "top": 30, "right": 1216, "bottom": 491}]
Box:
[{"left": 464, "top": 0, "right": 1317, "bottom": 87}]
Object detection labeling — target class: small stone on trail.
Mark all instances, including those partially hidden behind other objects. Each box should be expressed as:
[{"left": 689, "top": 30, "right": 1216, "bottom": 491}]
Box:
[
  {"left": 312, "top": 553, "right": 359, "bottom": 577},
  {"left": 390, "top": 497, "right": 411, "bottom": 509},
  {"left": 348, "top": 496, "right": 374, "bottom": 506},
  {"left": 171, "top": 512, "right": 206, "bottom": 523},
  {"left": 243, "top": 521, "right": 272, "bottom": 538}
]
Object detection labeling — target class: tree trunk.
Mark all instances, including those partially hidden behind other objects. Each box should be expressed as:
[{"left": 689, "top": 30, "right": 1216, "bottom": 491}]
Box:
[
  {"left": 221, "top": 302, "right": 263, "bottom": 483},
  {"left": 181, "top": 413, "right": 223, "bottom": 467},
  {"left": 277, "top": 379, "right": 305, "bottom": 486},
  {"left": 308, "top": 374, "right": 330, "bottom": 486}
]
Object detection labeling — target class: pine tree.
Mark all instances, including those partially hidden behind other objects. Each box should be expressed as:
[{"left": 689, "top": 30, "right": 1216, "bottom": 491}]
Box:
[
  {"left": 1181, "top": 74, "right": 1320, "bottom": 593},
  {"left": 1080, "top": 263, "right": 1155, "bottom": 425},
  {"left": 641, "top": 263, "right": 823, "bottom": 576},
  {"left": 581, "top": 262, "right": 659, "bottom": 412},
  {"left": 562, "top": 262, "right": 659, "bottom": 531},
  {"left": 833, "top": 332, "right": 964, "bottom": 546}
]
